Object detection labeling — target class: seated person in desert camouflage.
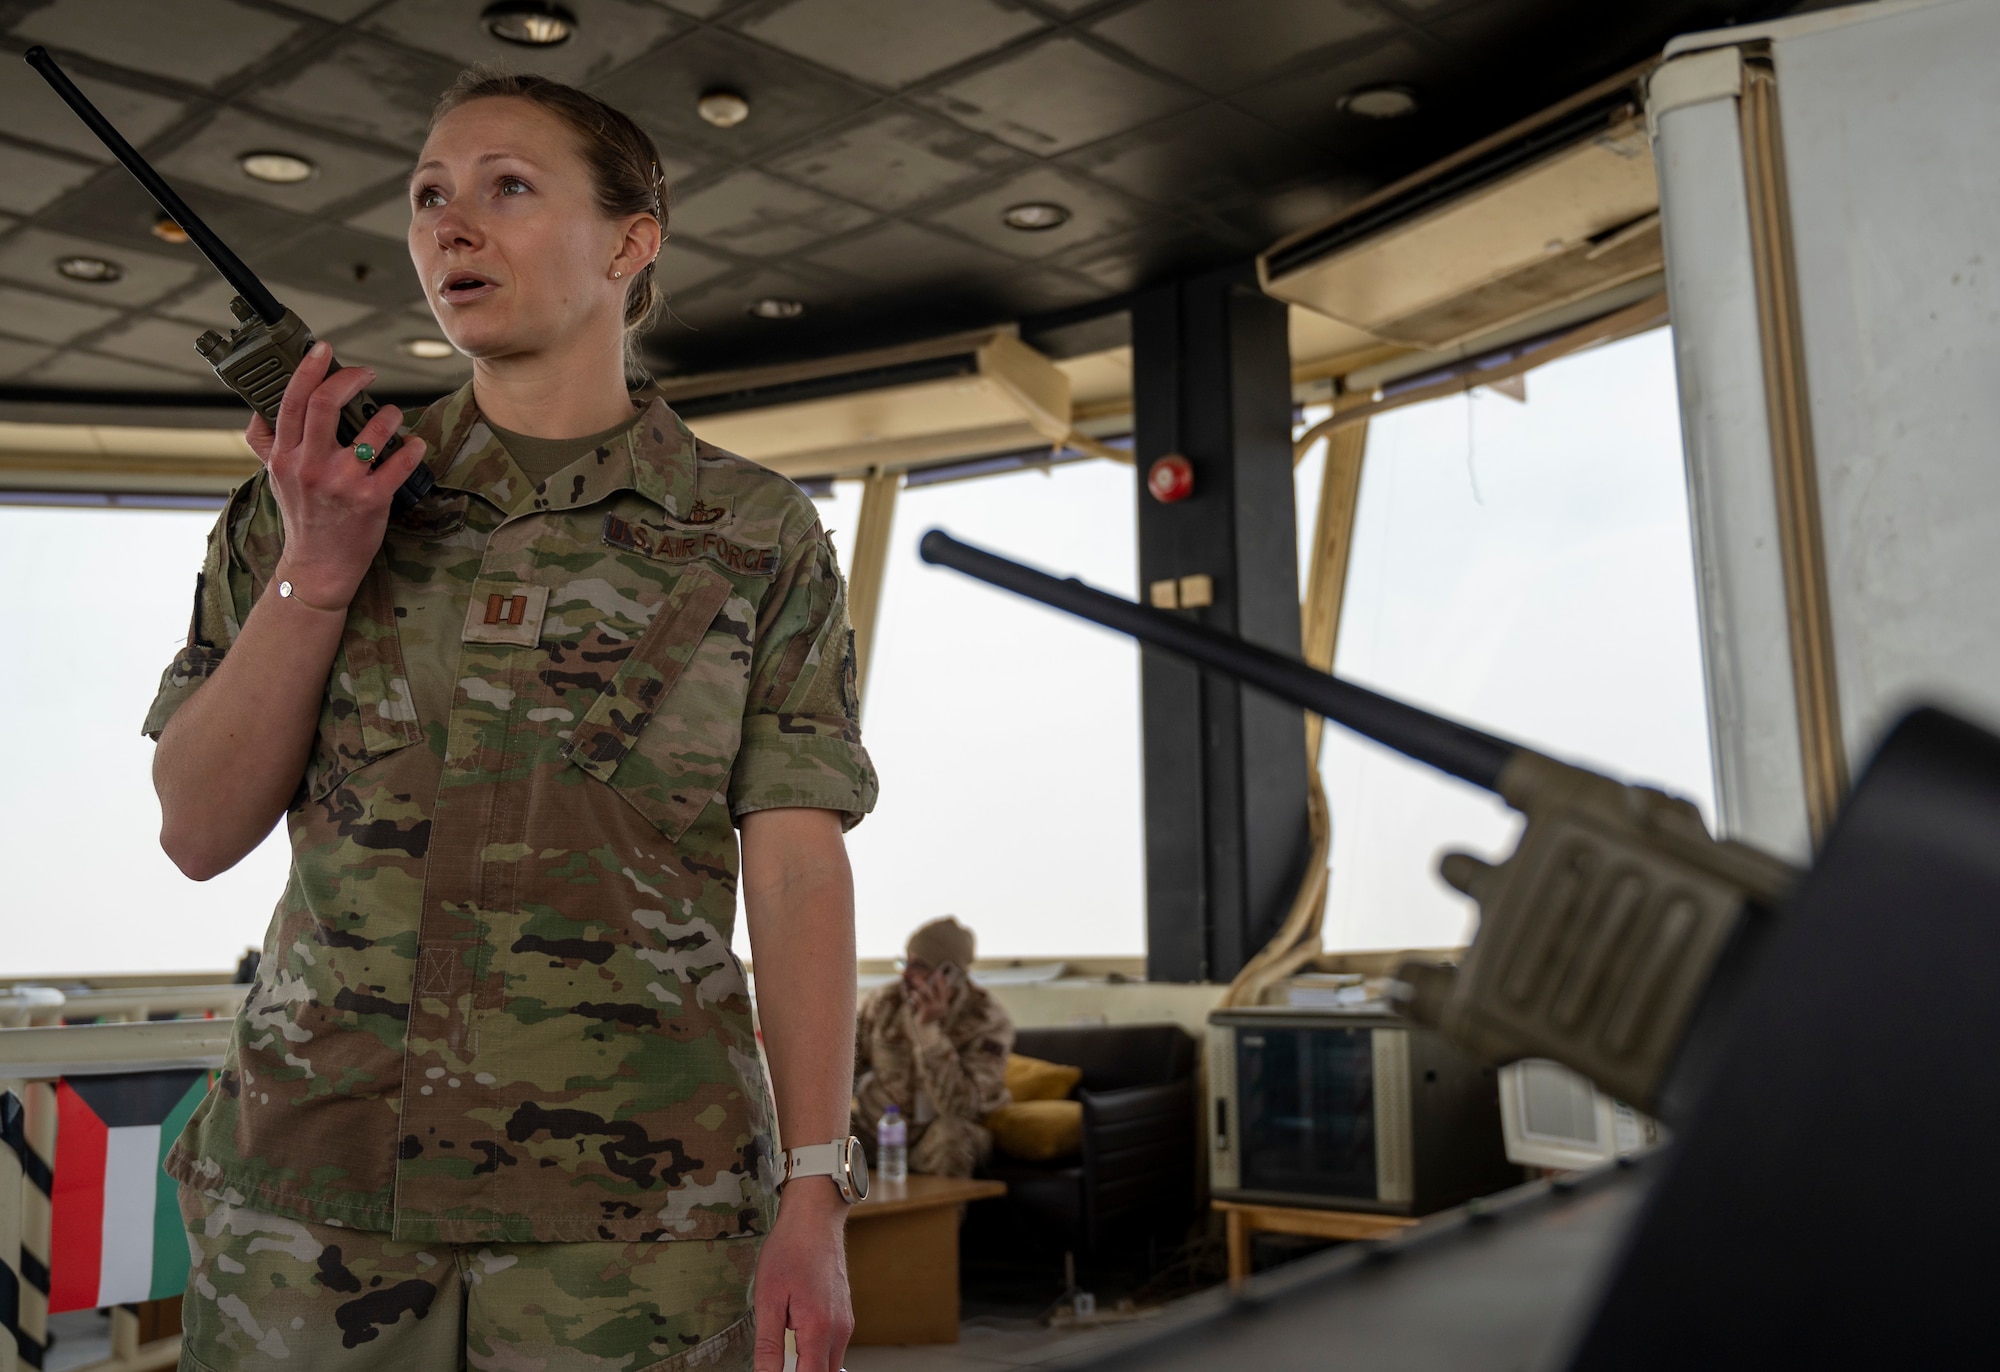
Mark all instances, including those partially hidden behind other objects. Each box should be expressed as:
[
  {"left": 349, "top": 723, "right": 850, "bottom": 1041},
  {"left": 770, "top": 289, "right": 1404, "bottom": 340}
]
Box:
[{"left": 853, "top": 917, "right": 1014, "bottom": 1177}]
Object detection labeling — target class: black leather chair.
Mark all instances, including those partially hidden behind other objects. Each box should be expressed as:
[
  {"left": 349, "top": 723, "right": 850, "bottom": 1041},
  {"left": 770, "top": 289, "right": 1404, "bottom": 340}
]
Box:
[{"left": 979, "top": 1022, "right": 1198, "bottom": 1256}]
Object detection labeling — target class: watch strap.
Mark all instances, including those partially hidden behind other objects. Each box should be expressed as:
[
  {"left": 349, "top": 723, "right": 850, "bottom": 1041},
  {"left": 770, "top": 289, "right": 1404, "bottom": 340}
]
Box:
[
  {"left": 782, "top": 1137, "right": 867, "bottom": 1202},
  {"left": 784, "top": 1141, "right": 845, "bottom": 1182}
]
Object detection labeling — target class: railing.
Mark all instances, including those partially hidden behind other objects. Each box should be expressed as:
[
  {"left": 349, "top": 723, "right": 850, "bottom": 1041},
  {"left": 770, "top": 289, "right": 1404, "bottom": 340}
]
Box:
[
  {"left": 3, "top": 1006, "right": 232, "bottom": 1372},
  {"left": 0, "top": 985, "right": 247, "bottom": 1029}
]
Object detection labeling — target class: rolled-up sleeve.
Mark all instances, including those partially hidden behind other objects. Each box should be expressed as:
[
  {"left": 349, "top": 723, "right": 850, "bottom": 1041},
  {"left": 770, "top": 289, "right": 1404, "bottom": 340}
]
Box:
[
  {"left": 142, "top": 475, "right": 269, "bottom": 740},
  {"left": 727, "top": 526, "right": 879, "bottom": 829}
]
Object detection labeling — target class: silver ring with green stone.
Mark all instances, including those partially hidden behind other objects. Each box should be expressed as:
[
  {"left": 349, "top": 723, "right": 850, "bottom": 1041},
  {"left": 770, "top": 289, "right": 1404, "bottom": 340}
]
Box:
[{"left": 354, "top": 441, "right": 376, "bottom": 463}]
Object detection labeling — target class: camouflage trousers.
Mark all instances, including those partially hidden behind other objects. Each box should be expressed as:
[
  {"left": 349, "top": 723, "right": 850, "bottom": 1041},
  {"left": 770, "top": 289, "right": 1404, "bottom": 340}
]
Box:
[
  {"left": 176, "top": 1186, "right": 760, "bottom": 1372},
  {"left": 850, "top": 1111, "right": 991, "bottom": 1179}
]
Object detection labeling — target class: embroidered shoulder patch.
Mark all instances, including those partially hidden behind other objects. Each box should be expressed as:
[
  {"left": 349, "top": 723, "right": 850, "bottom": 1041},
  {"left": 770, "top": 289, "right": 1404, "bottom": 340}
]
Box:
[{"left": 602, "top": 514, "right": 778, "bottom": 578}]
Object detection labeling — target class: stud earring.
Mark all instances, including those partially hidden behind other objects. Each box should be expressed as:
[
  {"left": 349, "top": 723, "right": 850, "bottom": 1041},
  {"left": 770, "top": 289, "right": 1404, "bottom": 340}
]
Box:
[{"left": 613, "top": 269, "right": 624, "bottom": 279}]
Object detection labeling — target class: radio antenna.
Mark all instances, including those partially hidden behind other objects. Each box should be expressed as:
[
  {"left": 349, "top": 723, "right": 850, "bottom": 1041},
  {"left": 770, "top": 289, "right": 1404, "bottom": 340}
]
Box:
[
  {"left": 919, "top": 529, "right": 1517, "bottom": 790},
  {"left": 25, "top": 46, "right": 285, "bottom": 326}
]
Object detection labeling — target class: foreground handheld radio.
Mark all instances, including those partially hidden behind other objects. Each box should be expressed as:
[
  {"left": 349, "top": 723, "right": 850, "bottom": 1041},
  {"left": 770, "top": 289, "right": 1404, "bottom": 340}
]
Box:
[{"left": 24, "top": 46, "right": 436, "bottom": 514}]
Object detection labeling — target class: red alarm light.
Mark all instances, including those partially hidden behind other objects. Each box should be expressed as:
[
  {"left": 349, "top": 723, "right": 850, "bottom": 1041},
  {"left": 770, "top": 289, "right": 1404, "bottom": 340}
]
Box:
[{"left": 1148, "top": 453, "right": 1194, "bottom": 503}]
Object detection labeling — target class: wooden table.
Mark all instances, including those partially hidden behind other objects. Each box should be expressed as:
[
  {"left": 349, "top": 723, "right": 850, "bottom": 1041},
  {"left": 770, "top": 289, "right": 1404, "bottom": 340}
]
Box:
[
  {"left": 846, "top": 1174, "right": 1007, "bottom": 1345},
  {"left": 1213, "top": 1199, "right": 1417, "bottom": 1287}
]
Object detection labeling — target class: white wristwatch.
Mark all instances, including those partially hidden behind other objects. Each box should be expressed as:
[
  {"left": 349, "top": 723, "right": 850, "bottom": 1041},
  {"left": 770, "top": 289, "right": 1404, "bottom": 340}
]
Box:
[{"left": 781, "top": 1136, "right": 870, "bottom": 1203}]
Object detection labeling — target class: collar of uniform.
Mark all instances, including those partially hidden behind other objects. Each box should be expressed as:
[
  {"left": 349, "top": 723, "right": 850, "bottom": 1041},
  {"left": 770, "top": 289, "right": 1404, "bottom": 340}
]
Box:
[
  {"left": 407, "top": 382, "right": 514, "bottom": 507},
  {"left": 624, "top": 395, "right": 699, "bottom": 520},
  {"left": 408, "top": 384, "right": 695, "bottom": 519}
]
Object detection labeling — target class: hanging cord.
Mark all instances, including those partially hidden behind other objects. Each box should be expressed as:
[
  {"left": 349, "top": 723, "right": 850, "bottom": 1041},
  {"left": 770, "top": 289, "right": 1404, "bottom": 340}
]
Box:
[{"left": 1221, "top": 391, "right": 1371, "bottom": 1008}]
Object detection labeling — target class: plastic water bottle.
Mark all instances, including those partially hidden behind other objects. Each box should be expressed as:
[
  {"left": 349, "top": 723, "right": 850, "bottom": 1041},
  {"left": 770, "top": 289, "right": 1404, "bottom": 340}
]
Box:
[{"left": 878, "top": 1104, "right": 908, "bottom": 1184}]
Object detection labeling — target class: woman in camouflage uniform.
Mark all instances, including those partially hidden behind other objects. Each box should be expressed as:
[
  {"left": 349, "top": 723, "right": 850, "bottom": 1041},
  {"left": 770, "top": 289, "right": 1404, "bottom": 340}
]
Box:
[{"left": 147, "top": 71, "right": 876, "bottom": 1372}]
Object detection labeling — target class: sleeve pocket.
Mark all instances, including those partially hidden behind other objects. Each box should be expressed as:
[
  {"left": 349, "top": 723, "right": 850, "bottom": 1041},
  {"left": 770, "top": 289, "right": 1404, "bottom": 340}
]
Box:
[{"left": 563, "top": 564, "right": 750, "bottom": 841}]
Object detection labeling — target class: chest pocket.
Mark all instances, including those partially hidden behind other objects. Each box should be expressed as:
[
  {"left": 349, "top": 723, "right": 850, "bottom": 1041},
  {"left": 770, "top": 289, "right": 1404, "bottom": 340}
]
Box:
[
  {"left": 301, "top": 564, "right": 422, "bottom": 802},
  {"left": 562, "top": 563, "right": 749, "bottom": 840}
]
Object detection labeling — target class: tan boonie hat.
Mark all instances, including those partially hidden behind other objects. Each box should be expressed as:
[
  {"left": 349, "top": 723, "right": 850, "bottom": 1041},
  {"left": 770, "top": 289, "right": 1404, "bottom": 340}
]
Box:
[{"left": 906, "top": 916, "right": 975, "bottom": 972}]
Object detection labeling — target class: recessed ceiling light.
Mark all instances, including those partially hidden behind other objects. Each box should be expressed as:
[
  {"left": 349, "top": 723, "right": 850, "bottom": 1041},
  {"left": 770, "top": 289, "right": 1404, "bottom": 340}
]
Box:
[
  {"left": 697, "top": 90, "right": 750, "bottom": 128},
  {"left": 482, "top": 0, "right": 576, "bottom": 46},
  {"left": 1340, "top": 85, "right": 1419, "bottom": 119},
  {"left": 1002, "top": 201, "right": 1070, "bottom": 232},
  {"left": 56, "top": 255, "right": 122, "bottom": 284},
  {"left": 151, "top": 215, "right": 189, "bottom": 245},
  {"left": 747, "top": 298, "right": 804, "bottom": 320},
  {"left": 402, "top": 337, "right": 457, "bottom": 360},
  {"left": 239, "top": 151, "right": 316, "bottom": 185}
]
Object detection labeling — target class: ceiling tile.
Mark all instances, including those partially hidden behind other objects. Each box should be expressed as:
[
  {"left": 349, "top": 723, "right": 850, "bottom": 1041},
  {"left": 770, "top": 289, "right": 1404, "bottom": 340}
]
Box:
[
  {"left": 0, "top": 0, "right": 1783, "bottom": 402},
  {"left": 1417, "top": 0, "right": 1589, "bottom": 46},
  {"left": 0, "top": 282, "right": 121, "bottom": 344},
  {"left": 1044, "top": 220, "right": 1237, "bottom": 292},
  {"left": 24, "top": 349, "right": 217, "bottom": 391},
  {"left": 948, "top": 264, "right": 1104, "bottom": 318},
  {"left": 591, "top": 27, "right": 874, "bottom": 164},
  {"left": 732, "top": 0, "right": 1045, "bottom": 90},
  {"left": 267, "top": 0, "right": 379, "bottom": 18},
  {"left": 39, "top": 173, "right": 310, "bottom": 264},
  {"left": 817, "top": 262, "right": 1090, "bottom": 332},
  {"left": 346, "top": 192, "right": 415, "bottom": 242},
  {"left": 0, "top": 72, "right": 187, "bottom": 163},
  {"left": 252, "top": 36, "right": 464, "bottom": 150},
  {"left": 913, "top": 35, "right": 1199, "bottom": 157},
  {"left": 991, "top": 266, "right": 1110, "bottom": 315},
  {"left": 161, "top": 277, "right": 384, "bottom": 334},
  {"left": 921, "top": 165, "right": 1151, "bottom": 261},
  {"left": 88, "top": 316, "right": 218, "bottom": 375},
  {"left": 1204, "top": 176, "right": 1373, "bottom": 247},
  {"left": 658, "top": 264, "right": 842, "bottom": 334},
  {"left": 0, "top": 141, "right": 101, "bottom": 216},
  {"left": 764, "top": 111, "right": 1025, "bottom": 215},
  {"left": 324, "top": 314, "right": 472, "bottom": 386},
  {"left": 12, "top": 0, "right": 303, "bottom": 88},
  {"left": 656, "top": 241, "right": 737, "bottom": 297},
  {"left": 0, "top": 227, "right": 204, "bottom": 308},
  {"left": 1090, "top": 0, "right": 1396, "bottom": 94},
  {"left": 1228, "top": 35, "right": 1443, "bottom": 154},
  {"left": 669, "top": 170, "right": 874, "bottom": 257},
  {"left": 242, "top": 220, "right": 427, "bottom": 307},
  {"left": 154, "top": 108, "right": 411, "bottom": 214},
  {"left": 365, "top": 0, "right": 688, "bottom": 86},
  {"left": 0, "top": 336, "right": 56, "bottom": 379},
  {"left": 1056, "top": 104, "right": 1332, "bottom": 211},
  {"left": 805, "top": 220, "right": 1015, "bottom": 288}
]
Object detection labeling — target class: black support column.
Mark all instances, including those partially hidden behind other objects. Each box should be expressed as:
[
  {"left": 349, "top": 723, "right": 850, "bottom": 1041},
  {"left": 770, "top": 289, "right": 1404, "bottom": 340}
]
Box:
[{"left": 1133, "top": 263, "right": 1311, "bottom": 984}]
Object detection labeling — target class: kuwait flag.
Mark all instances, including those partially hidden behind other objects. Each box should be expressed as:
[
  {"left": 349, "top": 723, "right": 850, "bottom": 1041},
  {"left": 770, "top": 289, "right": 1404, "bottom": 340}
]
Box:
[{"left": 48, "top": 1070, "right": 208, "bottom": 1314}]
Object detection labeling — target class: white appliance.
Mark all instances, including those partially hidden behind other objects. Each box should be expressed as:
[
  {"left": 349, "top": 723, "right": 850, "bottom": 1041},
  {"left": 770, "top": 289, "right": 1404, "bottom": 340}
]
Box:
[{"left": 1498, "top": 1059, "right": 1660, "bottom": 1171}]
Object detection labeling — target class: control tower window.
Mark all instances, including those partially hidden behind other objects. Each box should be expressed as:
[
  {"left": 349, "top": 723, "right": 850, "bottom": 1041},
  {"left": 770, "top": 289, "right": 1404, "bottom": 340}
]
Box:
[{"left": 1296, "top": 326, "right": 1714, "bottom": 953}]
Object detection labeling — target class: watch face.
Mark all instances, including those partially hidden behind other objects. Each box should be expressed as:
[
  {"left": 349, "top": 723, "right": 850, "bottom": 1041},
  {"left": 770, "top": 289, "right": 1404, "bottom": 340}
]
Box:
[{"left": 844, "top": 1135, "right": 870, "bottom": 1201}]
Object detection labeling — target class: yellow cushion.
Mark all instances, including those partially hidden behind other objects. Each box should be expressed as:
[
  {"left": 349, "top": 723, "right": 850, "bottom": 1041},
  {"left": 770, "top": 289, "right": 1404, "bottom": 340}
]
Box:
[
  {"left": 986, "top": 1099, "right": 1084, "bottom": 1162},
  {"left": 1005, "top": 1053, "right": 1082, "bottom": 1103}
]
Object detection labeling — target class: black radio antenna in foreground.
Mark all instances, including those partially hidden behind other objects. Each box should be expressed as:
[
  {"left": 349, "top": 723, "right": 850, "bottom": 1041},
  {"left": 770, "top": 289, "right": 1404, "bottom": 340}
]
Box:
[
  {"left": 25, "top": 46, "right": 285, "bottom": 326},
  {"left": 918, "top": 529, "right": 1517, "bottom": 791}
]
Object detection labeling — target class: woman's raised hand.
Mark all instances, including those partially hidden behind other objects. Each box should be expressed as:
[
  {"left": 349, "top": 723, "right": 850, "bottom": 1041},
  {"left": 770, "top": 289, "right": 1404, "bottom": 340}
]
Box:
[{"left": 246, "top": 340, "right": 427, "bottom": 612}]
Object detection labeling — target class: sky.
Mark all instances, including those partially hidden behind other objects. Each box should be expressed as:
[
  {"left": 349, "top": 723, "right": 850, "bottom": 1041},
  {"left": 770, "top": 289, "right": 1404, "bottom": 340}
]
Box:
[
  {"left": 1295, "top": 327, "right": 1713, "bottom": 951},
  {"left": 0, "top": 325, "right": 1708, "bottom": 976}
]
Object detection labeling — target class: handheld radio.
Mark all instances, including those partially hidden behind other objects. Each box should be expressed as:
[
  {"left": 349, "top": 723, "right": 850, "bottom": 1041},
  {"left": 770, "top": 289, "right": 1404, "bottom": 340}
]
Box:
[{"left": 24, "top": 45, "right": 436, "bottom": 513}]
